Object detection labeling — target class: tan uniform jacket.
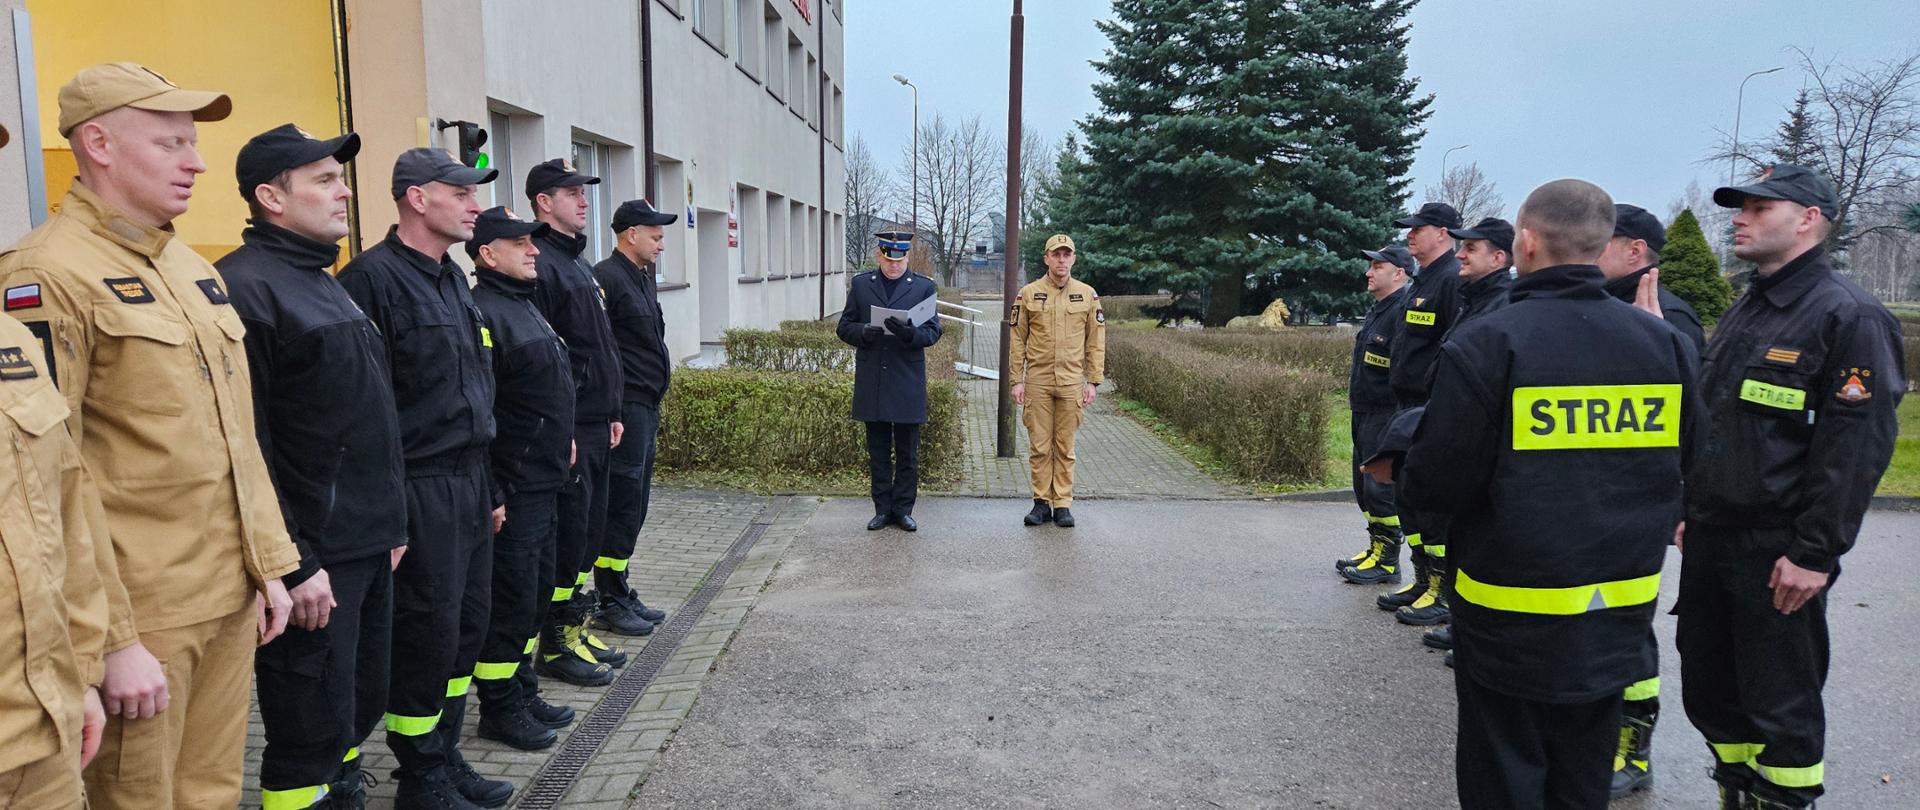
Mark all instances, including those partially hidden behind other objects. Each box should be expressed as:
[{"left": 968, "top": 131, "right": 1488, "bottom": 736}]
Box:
[
  {"left": 1008, "top": 277, "right": 1106, "bottom": 387},
  {"left": 0, "top": 314, "right": 114, "bottom": 773},
  {"left": 0, "top": 183, "right": 299, "bottom": 640}
]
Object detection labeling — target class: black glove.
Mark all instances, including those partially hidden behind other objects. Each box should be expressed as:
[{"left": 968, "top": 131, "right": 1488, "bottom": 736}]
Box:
[
  {"left": 862, "top": 324, "right": 886, "bottom": 345},
  {"left": 885, "top": 316, "right": 914, "bottom": 341}
]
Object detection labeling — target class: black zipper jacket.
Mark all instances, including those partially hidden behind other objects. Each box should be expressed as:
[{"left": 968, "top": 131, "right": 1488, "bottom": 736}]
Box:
[
  {"left": 215, "top": 221, "right": 406, "bottom": 584},
  {"left": 1390, "top": 250, "right": 1464, "bottom": 407},
  {"left": 1455, "top": 267, "right": 1514, "bottom": 327},
  {"left": 1685, "top": 246, "right": 1904, "bottom": 573},
  {"left": 531, "top": 228, "right": 624, "bottom": 423},
  {"left": 473, "top": 268, "right": 576, "bottom": 494},
  {"left": 1349, "top": 287, "right": 1409, "bottom": 414},
  {"left": 593, "top": 250, "right": 672, "bottom": 407}
]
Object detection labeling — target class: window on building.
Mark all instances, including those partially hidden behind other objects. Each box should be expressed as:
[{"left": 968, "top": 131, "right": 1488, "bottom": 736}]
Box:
[
  {"left": 569, "top": 139, "right": 620, "bottom": 260},
  {"left": 488, "top": 110, "right": 516, "bottom": 208},
  {"left": 806, "top": 54, "right": 819, "bottom": 129},
  {"left": 832, "top": 85, "right": 844, "bottom": 145},
  {"left": 734, "top": 0, "right": 759, "bottom": 78},
  {"left": 656, "top": 158, "right": 687, "bottom": 284},
  {"left": 787, "top": 34, "right": 805, "bottom": 116},
  {"left": 691, "top": 0, "right": 725, "bottom": 54},
  {"left": 764, "top": 5, "right": 786, "bottom": 102}
]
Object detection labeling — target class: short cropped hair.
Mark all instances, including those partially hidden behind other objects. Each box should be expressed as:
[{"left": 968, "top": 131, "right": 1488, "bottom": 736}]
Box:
[{"left": 1517, "top": 179, "right": 1616, "bottom": 265}]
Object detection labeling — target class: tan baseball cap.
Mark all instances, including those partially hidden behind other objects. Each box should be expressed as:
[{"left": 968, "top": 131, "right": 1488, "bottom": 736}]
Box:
[
  {"left": 1045, "top": 233, "right": 1075, "bottom": 253},
  {"left": 57, "top": 62, "right": 232, "bottom": 138}
]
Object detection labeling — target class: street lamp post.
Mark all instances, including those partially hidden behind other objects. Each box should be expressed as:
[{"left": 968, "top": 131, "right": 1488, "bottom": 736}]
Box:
[
  {"left": 997, "top": 0, "right": 1024, "bottom": 458},
  {"left": 1441, "top": 143, "right": 1469, "bottom": 184},
  {"left": 893, "top": 74, "right": 919, "bottom": 229},
  {"left": 1733, "top": 66, "right": 1785, "bottom": 184}
]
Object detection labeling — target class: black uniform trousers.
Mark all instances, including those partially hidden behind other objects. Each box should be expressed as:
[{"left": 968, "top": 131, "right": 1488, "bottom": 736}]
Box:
[
  {"left": 1678, "top": 523, "right": 1830, "bottom": 806},
  {"left": 385, "top": 459, "right": 493, "bottom": 777},
  {"left": 865, "top": 421, "right": 921, "bottom": 517},
  {"left": 1350, "top": 410, "right": 1397, "bottom": 524},
  {"left": 1455, "top": 665, "right": 1622, "bottom": 810},
  {"left": 600, "top": 401, "right": 659, "bottom": 596},
  {"left": 555, "top": 421, "right": 610, "bottom": 611},
  {"left": 474, "top": 489, "right": 558, "bottom": 707},
  {"left": 255, "top": 553, "right": 392, "bottom": 799}
]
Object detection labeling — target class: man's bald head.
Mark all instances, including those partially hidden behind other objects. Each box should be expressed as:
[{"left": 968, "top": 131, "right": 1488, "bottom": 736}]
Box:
[{"left": 1514, "top": 179, "right": 1616, "bottom": 273}]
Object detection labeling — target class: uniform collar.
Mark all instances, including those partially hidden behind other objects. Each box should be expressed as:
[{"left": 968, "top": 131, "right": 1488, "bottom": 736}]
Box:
[
  {"left": 475, "top": 266, "right": 537, "bottom": 297},
  {"left": 240, "top": 219, "right": 341, "bottom": 271},
  {"left": 1601, "top": 265, "right": 1659, "bottom": 302},
  {"left": 1752, "top": 245, "right": 1829, "bottom": 309},
  {"left": 535, "top": 226, "right": 588, "bottom": 258},
  {"left": 64, "top": 181, "right": 174, "bottom": 259},
  {"left": 380, "top": 226, "right": 457, "bottom": 279},
  {"left": 1508, "top": 264, "right": 1608, "bottom": 303},
  {"left": 1368, "top": 286, "right": 1407, "bottom": 313},
  {"left": 1461, "top": 268, "right": 1513, "bottom": 302},
  {"left": 1416, "top": 250, "right": 1459, "bottom": 278}
]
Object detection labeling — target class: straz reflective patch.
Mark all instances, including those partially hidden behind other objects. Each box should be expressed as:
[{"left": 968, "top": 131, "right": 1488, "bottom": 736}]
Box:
[
  {"left": 480, "top": 327, "right": 494, "bottom": 348},
  {"left": 0, "top": 345, "right": 35, "bottom": 381},
  {"left": 1363, "top": 351, "right": 1391, "bottom": 368},
  {"left": 1405, "top": 310, "right": 1436, "bottom": 326},
  {"left": 1512, "top": 384, "right": 1682, "bottom": 451},
  {"left": 1739, "top": 379, "right": 1806, "bottom": 411},
  {"left": 103, "top": 277, "right": 155, "bottom": 303}
]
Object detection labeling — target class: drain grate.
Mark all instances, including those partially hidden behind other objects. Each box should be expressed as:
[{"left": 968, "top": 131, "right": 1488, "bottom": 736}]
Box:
[{"left": 514, "top": 495, "right": 791, "bottom": 809}]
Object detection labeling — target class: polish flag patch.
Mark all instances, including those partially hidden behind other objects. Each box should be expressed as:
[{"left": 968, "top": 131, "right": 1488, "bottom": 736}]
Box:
[{"left": 4, "top": 284, "right": 41, "bottom": 310}]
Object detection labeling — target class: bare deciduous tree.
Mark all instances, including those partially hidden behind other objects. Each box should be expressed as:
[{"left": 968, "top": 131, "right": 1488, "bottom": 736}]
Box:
[
  {"left": 843, "top": 134, "right": 893, "bottom": 270},
  {"left": 1423, "top": 162, "right": 1504, "bottom": 224},
  {"left": 905, "top": 113, "right": 1002, "bottom": 285},
  {"left": 1018, "top": 126, "right": 1058, "bottom": 239}
]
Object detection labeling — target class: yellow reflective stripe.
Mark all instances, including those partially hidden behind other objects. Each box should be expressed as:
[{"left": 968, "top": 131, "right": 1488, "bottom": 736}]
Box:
[
  {"left": 445, "top": 676, "right": 472, "bottom": 698},
  {"left": 480, "top": 326, "right": 493, "bottom": 348},
  {"left": 384, "top": 711, "right": 442, "bottom": 736},
  {"left": 1623, "top": 677, "right": 1660, "bottom": 702},
  {"left": 575, "top": 571, "right": 590, "bottom": 587},
  {"left": 1363, "top": 351, "right": 1391, "bottom": 368},
  {"left": 595, "top": 555, "right": 630, "bottom": 572},
  {"left": 1425, "top": 544, "right": 1447, "bottom": 558},
  {"left": 1512, "top": 384, "right": 1682, "bottom": 450},
  {"left": 524, "top": 636, "right": 539, "bottom": 655},
  {"left": 262, "top": 784, "right": 328, "bottom": 810},
  {"left": 1712, "top": 742, "right": 1765, "bottom": 764},
  {"left": 1454, "top": 569, "right": 1661, "bottom": 615},
  {"left": 1405, "top": 310, "right": 1436, "bottom": 326},
  {"left": 1752, "top": 760, "right": 1824, "bottom": 788},
  {"left": 1365, "top": 514, "right": 1401, "bottom": 527},
  {"left": 1405, "top": 532, "right": 1423, "bottom": 548},
  {"left": 473, "top": 660, "right": 520, "bottom": 681},
  {"left": 552, "top": 586, "right": 574, "bottom": 602},
  {"left": 343, "top": 746, "right": 359, "bottom": 763},
  {"left": 1740, "top": 379, "right": 1806, "bottom": 410},
  {"left": 584, "top": 632, "right": 612, "bottom": 651}
]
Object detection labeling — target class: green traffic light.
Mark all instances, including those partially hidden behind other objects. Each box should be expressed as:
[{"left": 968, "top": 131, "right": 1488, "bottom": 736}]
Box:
[{"left": 475, "top": 152, "right": 491, "bottom": 170}]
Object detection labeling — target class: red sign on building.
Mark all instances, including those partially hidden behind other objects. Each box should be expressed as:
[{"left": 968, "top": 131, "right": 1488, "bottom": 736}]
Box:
[{"left": 793, "top": 0, "right": 811, "bottom": 23}]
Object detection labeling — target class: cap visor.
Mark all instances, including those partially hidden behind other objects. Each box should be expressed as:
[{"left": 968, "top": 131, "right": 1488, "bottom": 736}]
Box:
[
  {"left": 637, "top": 212, "right": 678, "bottom": 226},
  {"left": 1446, "top": 228, "right": 1482, "bottom": 240},
  {"left": 560, "top": 175, "right": 602, "bottom": 187},
  {"left": 1360, "top": 249, "right": 1389, "bottom": 262},
  {"left": 440, "top": 166, "right": 499, "bottom": 186},
  {"left": 128, "top": 88, "right": 232, "bottom": 123},
  {"left": 1391, "top": 215, "right": 1422, "bottom": 228},
  {"left": 1713, "top": 184, "right": 1784, "bottom": 209},
  {"left": 329, "top": 132, "right": 362, "bottom": 165}
]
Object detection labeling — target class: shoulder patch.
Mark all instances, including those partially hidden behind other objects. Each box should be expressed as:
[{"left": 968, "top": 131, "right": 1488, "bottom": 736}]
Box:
[
  {"left": 0, "top": 345, "right": 35, "bottom": 381},
  {"left": 195, "top": 278, "right": 230, "bottom": 305},
  {"left": 1762, "top": 346, "right": 1801, "bottom": 367},
  {"left": 1834, "top": 367, "right": 1874, "bottom": 406},
  {"left": 103, "top": 277, "right": 155, "bottom": 304},
  {"left": 4, "top": 283, "right": 41, "bottom": 310}
]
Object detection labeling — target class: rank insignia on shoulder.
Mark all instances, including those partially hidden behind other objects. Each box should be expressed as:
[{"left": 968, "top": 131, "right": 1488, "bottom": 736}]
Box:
[
  {"left": 1763, "top": 346, "right": 1802, "bottom": 367},
  {"left": 103, "top": 277, "right": 155, "bottom": 304},
  {"left": 4, "top": 283, "right": 41, "bottom": 310},
  {"left": 0, "top": 345, "right": 35, "bottom": 381},
  {"left": 1095, "top": 309, "right": 1105, "bottom": 324},
  {"left": 195, "top": 278, "right": 230, "bottom": 305},
  {"left": 1834, "top": 367, "right": 1873, "bottom": 405},
  {"left": 1413, "top": 297, "right": 1426, "bottom": 307}
]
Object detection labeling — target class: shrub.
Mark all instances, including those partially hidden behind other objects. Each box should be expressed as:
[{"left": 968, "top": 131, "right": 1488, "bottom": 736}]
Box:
[
  {"left": 723, "top": 328, "right": 852, "bottom": 373},
  {"left": 1169, "top": 328, "right": 1352, "bottom": 377},
  {"left": 1663, "top": 210, "right": 1735, "bottom": 326},
  {"left": 1097, "top": 293, "right": 1173, "bottom": 322},
  {"left": 1107, "top": 331, "right": 1334, "bottom": 483}
]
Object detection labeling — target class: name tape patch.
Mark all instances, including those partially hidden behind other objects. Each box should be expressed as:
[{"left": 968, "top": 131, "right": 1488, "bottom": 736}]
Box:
[
  {"left": 1405, "top": 310, "right": 1437, "bottom": 326},
  {"left": 1739, "top": 379, "right": 1806, "bottom": 411},
  {"left": 103, "top": 277, "right": 155, "bottom": 304},
  {"left": 1363, "top": 351, "right": 1391, "bottom": 369},
  {"left": 1512, "top": 384, "right": 1682, "bottom": 451}
]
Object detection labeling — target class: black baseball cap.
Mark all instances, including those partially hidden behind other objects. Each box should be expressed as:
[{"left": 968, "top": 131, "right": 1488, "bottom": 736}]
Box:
[
  {"left": 235, "top": 123, "right": 359, "bottom": 202},
  {"left": 1448, "top": 217, "right": 1514, "bottom": 255},
  {"left": 1713, "top": 163, "right": 1838, "bottom": 220},
  {"left": 1361, "top": 244, "right": 1417, "bottom": 273},
  {"left": 525, "top": 158, "right": 601, "bottom": 200},
  {"left": 465, "top": 206, "right": 549, "bottom": 258},
  {"left": 1612, "top": 204, "right": 1667, "bottom": 253},
  {"left": 611, "top": 199, "right": 678, "bottom": 231},
  {"left": 391, "top": 147, "right": 496, "bottom": 199},
  {"left": 1393, "top": 202, "right": 1463, "bottom": 230}
]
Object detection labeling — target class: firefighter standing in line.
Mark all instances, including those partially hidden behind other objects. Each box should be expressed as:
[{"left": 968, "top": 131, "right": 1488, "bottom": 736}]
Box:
[
  {"left": 216, "top": 124, "right": 406, "bottom": 810},
  {"left": 0, "top": 120, "right": 114, "bottom": 810},
  {"left": 595, "top": 200, "right": 682, "bottom": 568},
  {"left": 337, "top": 148, "right": 510, "bottom": 810},
  {"left": 1010, "top": 234, "right": 1106, "bottom": 528},
  {"left": 1679, "top": 164, "right": 1902, "bottom": 810},
  {"left": 833, "top": 231, "right": 945, "bottom": 531},
  {"left": 1373, "top": 178, "right": 1703, "bottom": 810},
  {"left": 1375, "top": 202, "right": 1462, "bottom": 624},
  {"left": 467, "top": 207, "right": 577, "bottom": 752},
  {"left": 1335, "top": 244, "right": 1414, "bottom": 587},
  {"left": 1593, "top": 202, "right": 1705, "bottom": 800},
  {"left": 0, "top": 63, "right": 303, "bottom": 810},
  {"left": 522, "top": 160, "right": 637, "bottom": 679}
]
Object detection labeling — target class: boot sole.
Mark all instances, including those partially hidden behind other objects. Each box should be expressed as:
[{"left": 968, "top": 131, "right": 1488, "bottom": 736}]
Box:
[
  {"left": 591, "top": 621, "right": 654, "bottom": 637},
  {"left": 1421, "top": 633, "right": 1452, "bottom": 650},
  {"left": 1608, "top": 772, "right": 1653, "bottom": 800},
  {"left": 1395, "top": 610, "right": 1450, "bottom": 627},
  {"left": 1340, "top": 569, "right": 1402, "bottom": 585},
  {"left": 478, "top": 727, "right": 558, "bottom": 751},
  {"left": 536, "top": 666, "right": 614, "bottom": 687},
  {"left": 1376, "top": 594, "right": 1422, "bottom": 611}
]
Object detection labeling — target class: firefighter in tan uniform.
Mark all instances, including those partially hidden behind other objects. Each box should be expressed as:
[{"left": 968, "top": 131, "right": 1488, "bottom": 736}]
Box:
[
  {"left": 0, "top": 122, "right": 116, "bottom": 810},
  {"left": 0, "top": 63, "right": 300, "bottom": 810},
  {"left": 1010, "top": 234, "right": 1106, "bottom": 528}
]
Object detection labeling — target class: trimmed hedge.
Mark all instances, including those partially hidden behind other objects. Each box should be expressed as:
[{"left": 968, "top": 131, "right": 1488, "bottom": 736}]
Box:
[
  {"left": 1099, "top": 294, "right": 1174, "bottom": 322},
  {"left": 728, "top": 324, "right": 959, "bottom": 379},
  {"left": 1107, "top": 331, "right": 1333, "bottom": 483},
  {"left": 1170, "top": 329, "right": 1352, "bottom": 377},
  {"left": 657, "top": 368, "right": 963, "bottom": 482}
]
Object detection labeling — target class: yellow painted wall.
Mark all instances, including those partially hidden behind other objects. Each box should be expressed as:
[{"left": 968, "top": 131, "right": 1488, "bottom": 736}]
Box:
[{"left": 27, "top": 0, "right": 344, "bottom": 260}]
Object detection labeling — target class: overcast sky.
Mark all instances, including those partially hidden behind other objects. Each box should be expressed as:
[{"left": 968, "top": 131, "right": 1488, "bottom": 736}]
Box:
[{"left": 844, "top": 0, "right": 1918, "bottom": 222}]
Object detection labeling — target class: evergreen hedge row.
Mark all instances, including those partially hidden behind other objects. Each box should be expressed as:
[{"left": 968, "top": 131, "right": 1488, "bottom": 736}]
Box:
[
  {"left": 727, "top": 323, "right": 960, "bottom": 379},
  {"left": 1107, "top": 330, "right": 1333, "bottom": 483},
  {"left": 1169, "top": 329, "right": 1352, "bottom": 377}
]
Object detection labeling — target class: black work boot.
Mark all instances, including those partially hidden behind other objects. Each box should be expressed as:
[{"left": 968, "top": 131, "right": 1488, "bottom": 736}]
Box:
[
  {"left": 1609, "top": 698, "right": 1658, "bottom": 799},
  {"left": 522, "top": 690, "right": 574, "bottom": 728},
  {"left": 594, "top": 590, "right": 656, "bottom": 637},
  {"left": 627, "top": 595, "right": 667, "bottom": 623},
  {"left": 1377, "top": 546, "right": 1430, "bottom": 611},
  {"left": 1024, "top": 499, "right": 1053, "bottom": 526},
  {"left": 394, "top": 769, "right": 482, "bottom": 810},
  {"left": 867, "top": 513, "right": 891, "bottom": 530},
  {"left": 1053, "top": 508, "right": 1076, "bottom": 527},
  {"left": 537, "top": 622, "right": 615, "bottom": 687},
  {"left": 446, "top": 753, "right": 513, "bottom": 808},
  {"left": 1340, "top": 529, "right": 1402, "bottom": 585},
  {"left": 1395, "top": 567, "right": 1451, "bottom": 626},
  {"left": 1716, "top": 783, "right": 1747, "bottom": 810},
  {"left": 328, "top": 756, "right": 373, "bottom": 810},
  {"left": 1422, "top": 624, "right": 1452, "bottom": 650},
  {"left": 571, "top": 593, "right": 631, "bottom": 665},
  {"left": 1744, "top": 782, "right": 1812, "bottom": 809},
  {"left": 478, "top": 701, "right": 558, "bottom": 751}
]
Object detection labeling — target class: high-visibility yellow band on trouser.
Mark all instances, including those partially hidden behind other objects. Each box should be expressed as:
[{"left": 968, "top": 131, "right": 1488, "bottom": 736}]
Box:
[
  {"left": 1365, "top": 513, "right": 1401, "bottom": 527},
  {"left": 261, "top": 785, "right": 329, "bottom": 810},
  {"left": 1453, "top": 569, "right": 1659, "bottom": 615},
  {"left": 1710, "top": 743, "right": 1825, "bottom": 789},
  {"left": 446, "top": 675, "right": 472, "bottom": 698},
  {"left": 595, "top": 556, "right": 630, "bottom": 572},
  {"left": 343, "top": 747, "right": 359, "bottom": 763},
  {"left": 1425, "top": 544, "right": 1447, "bottom": 558},
  {"left": 474, "top": 660, "right": 520, "bottom": 681},
  {"left": 384, "top": 711, "right": 443, "bottom": 736},
  {"left": 525, "top": 636, "right": 539, "bottom": 655},
  {"left": 1623, "top": 677, "right": 1660, "bottom": 702},
  {"left": 552, "top": 586, "right": 574, "bottom": 602},
  {"left": 1405, "top": 532, "right": 1423, "bottom": 548},
  {"left": 576, "top": 571, "right": 590, "bottom": 587}
]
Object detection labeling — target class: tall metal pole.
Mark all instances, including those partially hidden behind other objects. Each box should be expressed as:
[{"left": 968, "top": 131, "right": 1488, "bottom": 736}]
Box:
[
  {"left": 894, "top": 75, "right": 918, "bottom": 228},
  {"left": 996, "top": 0, "right": 1024, "bottom": 458},
  {"left": 1440, "top": 143, "right": 1469, "bottom": 184},
  {"left": 1733, "top": 66, "right": 1785, "bottom": 184}
]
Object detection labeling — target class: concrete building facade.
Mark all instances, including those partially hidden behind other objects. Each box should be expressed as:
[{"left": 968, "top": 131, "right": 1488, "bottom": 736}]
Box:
[{"left": 5, "top": 0, "right": 848, "bottom": 363}]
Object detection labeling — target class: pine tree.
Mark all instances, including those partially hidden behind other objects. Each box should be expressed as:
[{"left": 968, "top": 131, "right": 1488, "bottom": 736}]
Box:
[
  {"left": 1662, "top": 209, "right": 1735, "bottom": 325},
  {"left": 1066, "top": 0, "right": 1429, "bottom": 325},
  {"left": 1770, "top": 90, "right": 1818, "bottom": 165}
]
